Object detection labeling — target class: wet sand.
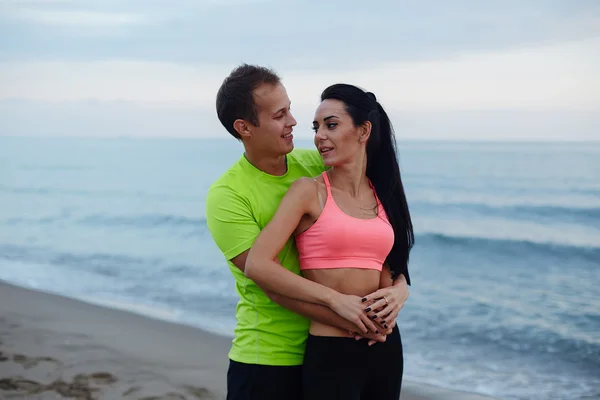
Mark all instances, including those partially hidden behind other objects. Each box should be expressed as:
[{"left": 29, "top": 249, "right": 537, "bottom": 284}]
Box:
[{"left": 0, "top": 281, "right": 496, "bottom": 399}]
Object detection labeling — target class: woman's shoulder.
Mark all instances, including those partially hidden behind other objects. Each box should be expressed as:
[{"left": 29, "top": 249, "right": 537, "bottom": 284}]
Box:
[
  {"left": 287, "top": 175, "right": 328, "bottom": 212},
  {"left": 289, "top": 176, "right": 320, "bottom": 197},
  {"left": 287, "top": 173, "right": 323, "bottom": 199}
]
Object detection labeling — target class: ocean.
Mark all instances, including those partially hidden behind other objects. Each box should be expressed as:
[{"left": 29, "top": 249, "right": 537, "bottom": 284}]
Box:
[{"left": 1, "top": 136, "right": 599, "bottom": 400}]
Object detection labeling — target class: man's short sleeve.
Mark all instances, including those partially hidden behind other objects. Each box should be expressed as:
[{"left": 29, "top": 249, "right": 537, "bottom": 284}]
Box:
[{"left": 205, "top": 184, "right": 260, "bottom": 261}]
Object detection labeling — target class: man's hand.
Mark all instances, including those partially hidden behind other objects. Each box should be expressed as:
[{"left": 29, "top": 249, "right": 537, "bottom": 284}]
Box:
[
  {"left": 361, "top": 275, "right": 409, "bottom": 329},
  {"left": 347, "top": 300, "right": 394, "bottom": 346},
  {"left": 233, "top": 251, "right": 364, "bottom": 334},
  {"left": 349, "top": 329, "right": 388, "bottom": 346},
  {"left": 329, "top": 292, "right": 381, "bottom": 335}
]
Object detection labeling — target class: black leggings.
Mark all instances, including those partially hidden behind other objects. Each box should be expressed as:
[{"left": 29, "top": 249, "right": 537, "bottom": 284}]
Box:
[{"left": 302, "top": 326, "right": 403, "bottom": 400}]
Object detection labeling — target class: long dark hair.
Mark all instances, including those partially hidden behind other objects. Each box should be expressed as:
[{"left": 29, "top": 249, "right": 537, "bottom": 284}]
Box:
[{"left": 320, "top": 84, "right": 414, "bottom": 284}]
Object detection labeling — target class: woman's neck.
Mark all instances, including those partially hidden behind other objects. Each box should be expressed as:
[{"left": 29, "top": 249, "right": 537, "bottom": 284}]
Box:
[{"left": 327, "top": 154, "right": 368, "bottom": 198}]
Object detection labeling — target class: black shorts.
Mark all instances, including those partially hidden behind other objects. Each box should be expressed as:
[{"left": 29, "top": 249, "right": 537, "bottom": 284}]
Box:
[
  {"left": 302, "top": 326, "right": 404, "bottom": 400},
  {"left": 227, "top": 359, "right": 303, "bottom": 400}
]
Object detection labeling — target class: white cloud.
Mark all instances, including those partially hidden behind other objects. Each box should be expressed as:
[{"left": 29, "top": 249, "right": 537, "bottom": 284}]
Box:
[
  {"left": 11, "top": 8, "right": 147, "bottom": 27},
  {"left": 3, "top": 0, "right": 276, "bottom": 27},
  {"left": 0, "top": 61, "right": 223, "bottom": 106},
  {"left": 284, "top": 36, "right": 600, "bottom": 113},
  {"left": 2, "top": 37, "right": 598, "bottom": 112},
  {"left": 0, "top": 1, "right": 75, "bottom": 4},
  {"left": 1, "top": 36, "right": 598, "bottom": 139},
  {"left": 0, "top": 99, "right": 216, "bottom": 138}
]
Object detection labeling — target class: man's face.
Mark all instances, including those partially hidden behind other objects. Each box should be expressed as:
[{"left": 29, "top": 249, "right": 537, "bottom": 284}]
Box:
[{"left": 249, "top": 82, "right": 297, "bottom": 157}]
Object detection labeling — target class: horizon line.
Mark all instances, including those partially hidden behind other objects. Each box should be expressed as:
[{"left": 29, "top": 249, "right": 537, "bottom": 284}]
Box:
[{"left": 1, "top": 134, "right": 599, "bottom": 144}]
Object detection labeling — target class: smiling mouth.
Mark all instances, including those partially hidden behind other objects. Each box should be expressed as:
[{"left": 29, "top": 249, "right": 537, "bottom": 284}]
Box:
[
  {"left": 319, "top": 147, "right": 333, "bottom": 154},
  {"left": 282, "top": 132, "right": 293, "bottom": 139}
]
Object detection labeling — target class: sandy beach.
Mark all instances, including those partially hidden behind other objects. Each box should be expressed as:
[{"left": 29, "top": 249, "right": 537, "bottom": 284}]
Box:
[{"left": 0, "top": 280, "right": 496, "bottom": 400}]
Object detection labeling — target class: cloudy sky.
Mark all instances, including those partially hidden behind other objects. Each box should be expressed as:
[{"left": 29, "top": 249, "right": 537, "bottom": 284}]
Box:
[{"left": 1, "top": 0, "right": 599, "bottom": 140}]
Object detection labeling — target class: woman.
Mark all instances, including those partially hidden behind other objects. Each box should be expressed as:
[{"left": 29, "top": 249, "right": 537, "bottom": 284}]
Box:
[{"left": 245, "top": 83, "right": 414, "bottom": 399}]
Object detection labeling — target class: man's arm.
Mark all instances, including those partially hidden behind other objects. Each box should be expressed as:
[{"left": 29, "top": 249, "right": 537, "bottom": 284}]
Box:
[
  {"left": 205, "top": 183, "right": 384, "bottom": 339},
  {"left": 244, "top": 179, "right": 379, "bottom": 333},
  {"left": 231, "top": 250, "right": 385, "bottom": 341}
]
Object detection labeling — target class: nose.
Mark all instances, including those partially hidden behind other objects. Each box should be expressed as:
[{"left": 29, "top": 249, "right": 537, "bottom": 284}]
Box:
[
  {"left": 287, "top": 110, "right": 297, "bottom": 127},
  {"left": 314, "top": 126, "right": 327, "bottom": 141}
]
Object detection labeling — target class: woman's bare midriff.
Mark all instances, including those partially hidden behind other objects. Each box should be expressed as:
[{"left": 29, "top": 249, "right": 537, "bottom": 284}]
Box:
[{"left": 302, "top": 268, "right": 381, "bottom": 337}]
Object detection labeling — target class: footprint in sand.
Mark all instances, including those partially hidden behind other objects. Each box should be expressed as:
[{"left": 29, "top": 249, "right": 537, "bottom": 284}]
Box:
[
  {"left": 123, "top": 385, "right": 141, "bottom": 396},
  {"left": 73, "top": 372, "right": 118, "bottom": 386},
  {"left": 12, "top": 353, "right": 60, "bottom": 369},
  {"left": 0, "top": 377, "right": 43, "bottom": 392},
  {"left": 183, "top": 386, "right": 217, "bottom": 399},
  {"left": 138, "top": 393, "right": 187, "bottom": 400},
  {"left": 0, "top": 373, "right": 118, "bottom": 399},
  {"left": 89, "top": 372, "right": 118, "bottom": 384},
  {"left": 0, "top": 378, "right": 20, "bottom": 391},
  {"left": 47, "top": 379, "right": 98, "bottom": 400},
  {"left": 133, "top": 386, "right": 217, "bottom": 400}
]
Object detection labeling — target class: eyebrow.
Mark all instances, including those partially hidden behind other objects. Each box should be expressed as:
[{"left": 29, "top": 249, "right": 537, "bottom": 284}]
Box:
[
  {"left": 273, "top": 103, "right": 291, "bottom": 116},
  {"left": 313, "top": 115, "right": 338, "bottom": 124}
]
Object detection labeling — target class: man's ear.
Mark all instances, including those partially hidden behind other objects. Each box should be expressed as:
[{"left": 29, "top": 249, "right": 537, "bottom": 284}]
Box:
[
  {"left": 233, "top": 119, "right": 252, "bottom": 139},
  {"left": 359, "top": 121, "right": 372, "bottom": 143}
]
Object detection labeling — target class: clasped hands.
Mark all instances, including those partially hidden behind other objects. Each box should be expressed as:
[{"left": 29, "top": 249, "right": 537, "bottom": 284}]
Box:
[{"left": 330, "top": 279, "right": 409, "bottom": 346}]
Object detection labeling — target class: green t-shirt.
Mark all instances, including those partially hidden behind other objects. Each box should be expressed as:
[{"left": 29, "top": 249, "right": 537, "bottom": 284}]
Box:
[{"left": 205, "top": 148, "right": 326, "bottom": 366}]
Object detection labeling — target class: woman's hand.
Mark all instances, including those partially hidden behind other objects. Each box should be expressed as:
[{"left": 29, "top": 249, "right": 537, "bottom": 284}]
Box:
[
  {"left": 329, "top": 293, "right": 380, "bottom": 334},
  {"left": 361, "top": 278, "right": 409, "bottom": 328}
]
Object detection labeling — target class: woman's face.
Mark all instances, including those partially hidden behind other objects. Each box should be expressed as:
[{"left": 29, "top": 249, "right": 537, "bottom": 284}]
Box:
[{"left": 312, "top": 99, "right": 368, "bottom": 166}]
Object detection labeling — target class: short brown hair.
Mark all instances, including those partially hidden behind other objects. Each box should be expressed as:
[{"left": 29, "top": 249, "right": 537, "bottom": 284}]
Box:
[{"left": 215, "top": 63, "right": 281, "bottom": 140}]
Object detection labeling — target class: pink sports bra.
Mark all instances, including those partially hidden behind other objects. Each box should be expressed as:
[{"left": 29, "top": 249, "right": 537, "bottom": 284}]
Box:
[{"left": 296, "top": 171, "right": 394, "bottom": 271}]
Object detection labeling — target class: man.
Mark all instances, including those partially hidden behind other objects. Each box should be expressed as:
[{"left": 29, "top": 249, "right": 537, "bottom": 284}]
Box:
[{"left": 205, "top": 64, "right": 392, "bottom": 400}]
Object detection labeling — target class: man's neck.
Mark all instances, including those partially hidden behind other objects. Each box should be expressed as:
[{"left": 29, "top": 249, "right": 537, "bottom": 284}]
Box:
[{"left": 244, "top": 148, "right": 288, "bottom": 176}]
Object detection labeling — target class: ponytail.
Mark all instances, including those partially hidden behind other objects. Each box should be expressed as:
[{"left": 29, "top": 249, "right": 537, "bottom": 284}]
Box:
[
  {"left": 320, "top": 85, "right": 414, "bottom": 284},
  {"left": 367, "top": 101, "right": 414, "bottom": 284}
]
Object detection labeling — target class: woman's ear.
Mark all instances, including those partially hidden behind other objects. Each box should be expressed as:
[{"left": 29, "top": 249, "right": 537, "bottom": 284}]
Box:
[
  {"left": 233, "top": 119, "right": 252, "bottom": 139},
  {"left": 359, "top": 121, "right": 372, "bottom": 143}
]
